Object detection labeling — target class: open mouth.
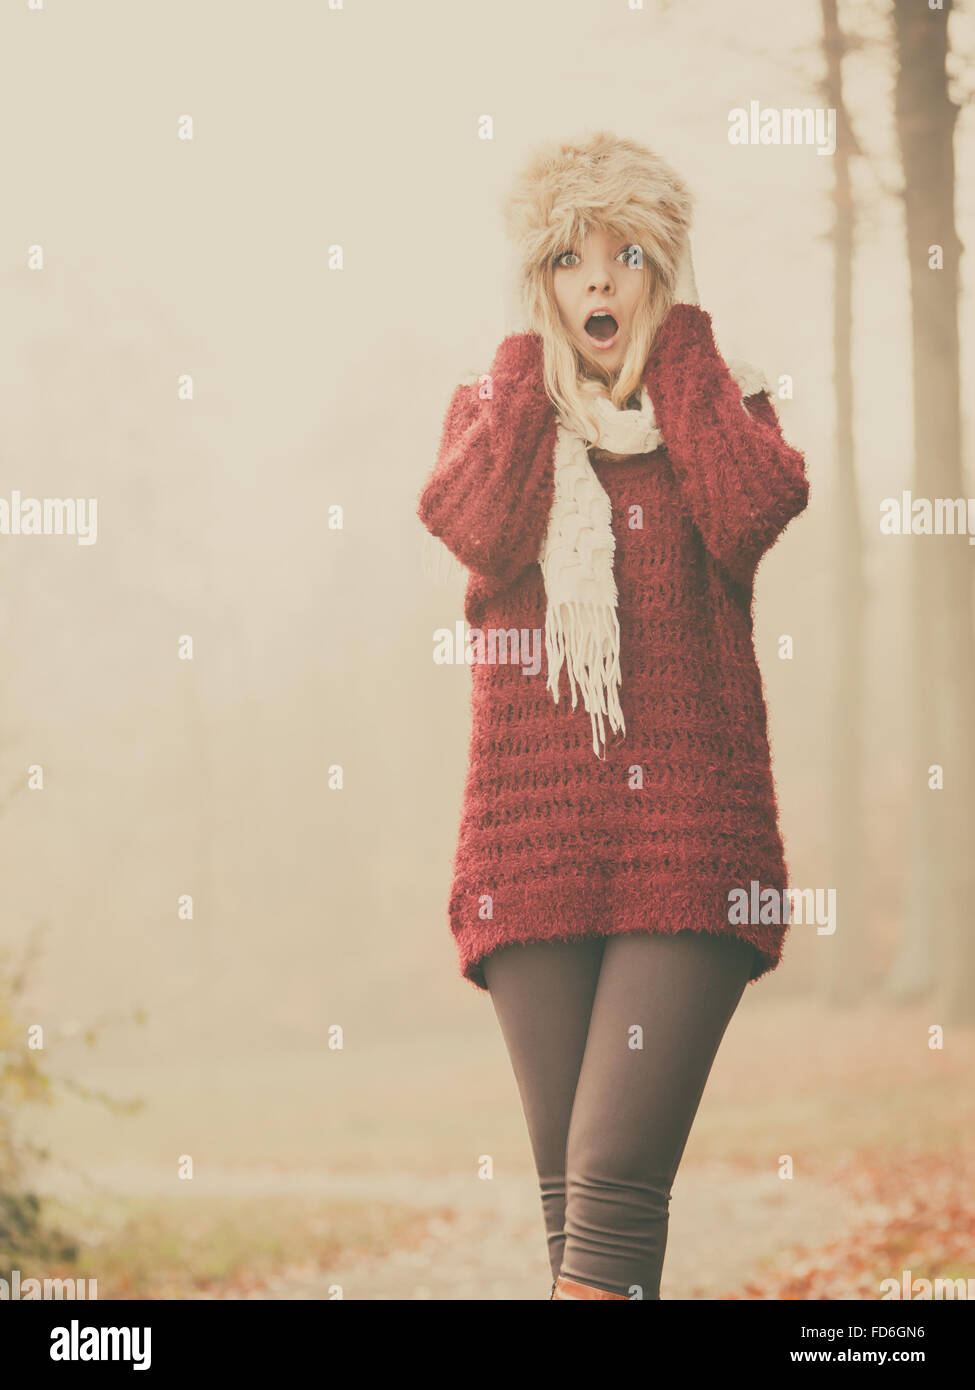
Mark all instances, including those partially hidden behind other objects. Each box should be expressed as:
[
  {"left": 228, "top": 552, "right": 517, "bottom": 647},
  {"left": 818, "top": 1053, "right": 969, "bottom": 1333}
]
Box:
[{"left": 584, "top": 311, "right": 620, "bottom": 347}]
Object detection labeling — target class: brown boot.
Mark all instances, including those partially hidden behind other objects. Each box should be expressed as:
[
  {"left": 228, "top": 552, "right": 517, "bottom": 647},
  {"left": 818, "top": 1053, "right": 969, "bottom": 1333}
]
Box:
[{"left": 551, "top": 1275, "right": 629, "bottom": 1300}]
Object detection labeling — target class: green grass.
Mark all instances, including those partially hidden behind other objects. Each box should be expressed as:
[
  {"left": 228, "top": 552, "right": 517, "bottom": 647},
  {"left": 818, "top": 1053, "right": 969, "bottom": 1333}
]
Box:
[{"left": 18, "top": 1193, "right": 444, "bottom": 1299}]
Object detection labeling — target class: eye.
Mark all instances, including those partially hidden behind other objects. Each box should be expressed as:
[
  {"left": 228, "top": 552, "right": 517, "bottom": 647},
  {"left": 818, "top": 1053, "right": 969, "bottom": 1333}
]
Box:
[{"left": 555, "top": 245, "right": 643, "bottom": 270}]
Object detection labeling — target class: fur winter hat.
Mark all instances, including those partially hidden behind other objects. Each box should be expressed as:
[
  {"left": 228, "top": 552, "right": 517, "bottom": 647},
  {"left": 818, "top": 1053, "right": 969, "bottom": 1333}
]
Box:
[{"left": 501, "top": 130, "right": 694, "bottom": 334}]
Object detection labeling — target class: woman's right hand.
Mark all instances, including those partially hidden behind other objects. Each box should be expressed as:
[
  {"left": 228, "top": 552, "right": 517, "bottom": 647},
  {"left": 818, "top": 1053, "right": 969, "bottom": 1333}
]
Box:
[{"left": 485, "top": 332, "right": 548, "bottom": 401}]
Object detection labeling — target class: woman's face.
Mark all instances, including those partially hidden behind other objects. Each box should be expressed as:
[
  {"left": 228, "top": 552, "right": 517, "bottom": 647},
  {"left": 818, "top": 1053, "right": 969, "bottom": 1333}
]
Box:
[{"left": 551, "top": 225, "right": 649, "bottom": 374}]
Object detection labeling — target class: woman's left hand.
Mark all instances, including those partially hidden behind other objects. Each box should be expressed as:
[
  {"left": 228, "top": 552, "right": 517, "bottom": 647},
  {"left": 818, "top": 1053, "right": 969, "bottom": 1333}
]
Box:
[{"left": 673, "top": 235, "right": 699, "bottom": 307}]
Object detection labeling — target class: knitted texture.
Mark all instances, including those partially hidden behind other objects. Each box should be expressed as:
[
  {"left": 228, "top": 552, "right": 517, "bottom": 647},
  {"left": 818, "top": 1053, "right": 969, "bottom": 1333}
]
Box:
[{"left": 418, "top": 304, "right": 810, "bottom": 990}]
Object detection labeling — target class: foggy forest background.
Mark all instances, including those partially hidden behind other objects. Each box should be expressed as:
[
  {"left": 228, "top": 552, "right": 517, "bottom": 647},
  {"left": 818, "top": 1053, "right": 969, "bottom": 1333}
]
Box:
[{"left": 1, "top": 0, "right": 973, "bottom": 1299}]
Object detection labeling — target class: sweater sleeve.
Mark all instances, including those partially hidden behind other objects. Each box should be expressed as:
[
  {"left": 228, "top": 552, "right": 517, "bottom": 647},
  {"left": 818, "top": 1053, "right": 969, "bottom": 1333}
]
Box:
[
  {"left": 646, "top": 303, "right": 810, "bottom": 587},
  {"left": 417, "top": 333, "right": 557, "bottom": 588}
]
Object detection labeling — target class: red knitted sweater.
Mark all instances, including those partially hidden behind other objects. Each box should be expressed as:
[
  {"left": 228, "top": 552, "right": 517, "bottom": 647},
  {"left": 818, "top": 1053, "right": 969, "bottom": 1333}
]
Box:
[{"left": 418, "top": 304, "right": 809, "bottom": 990}]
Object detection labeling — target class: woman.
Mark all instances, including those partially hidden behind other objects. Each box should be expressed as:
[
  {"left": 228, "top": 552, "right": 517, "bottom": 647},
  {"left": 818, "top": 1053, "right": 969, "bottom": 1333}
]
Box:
[{"left": 417, "top": 130, "right": 809, "bottom": 1300}]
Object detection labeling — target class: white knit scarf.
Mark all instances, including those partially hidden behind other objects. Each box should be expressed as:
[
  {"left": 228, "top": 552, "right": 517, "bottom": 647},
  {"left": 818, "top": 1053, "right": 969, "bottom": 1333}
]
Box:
[
  {"left": 541, "top": 362, "right": 768, "bottom": 758},
  {"left": 541, "top": 387, "right": 656, "bottom": 759}
]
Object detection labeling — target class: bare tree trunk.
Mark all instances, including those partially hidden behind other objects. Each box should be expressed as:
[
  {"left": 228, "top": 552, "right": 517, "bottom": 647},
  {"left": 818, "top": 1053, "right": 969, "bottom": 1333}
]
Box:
[
  {"left": 821, "top": 0, "right": 868, "bottom": 1004},
  {"left": 888, "top": 0, "right": 975, "bottom": 1019}
]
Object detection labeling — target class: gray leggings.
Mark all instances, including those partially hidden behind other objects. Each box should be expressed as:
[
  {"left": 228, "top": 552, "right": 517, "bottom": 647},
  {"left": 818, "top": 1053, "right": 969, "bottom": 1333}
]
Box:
[{"left": 481, "top": 928, "right": 758, "bottom": 1299}]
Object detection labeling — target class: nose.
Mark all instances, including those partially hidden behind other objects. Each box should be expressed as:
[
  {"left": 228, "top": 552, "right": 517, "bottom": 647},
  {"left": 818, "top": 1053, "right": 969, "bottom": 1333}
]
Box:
[{"left": 588, "top": 265, "right": 615, "bottom": 294}]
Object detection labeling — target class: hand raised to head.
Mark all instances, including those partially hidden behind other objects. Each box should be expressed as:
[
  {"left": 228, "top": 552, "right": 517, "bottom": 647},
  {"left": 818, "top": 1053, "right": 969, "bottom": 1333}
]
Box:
[{"left": 673, "top": 235, "right": 700, "bottom": 308}]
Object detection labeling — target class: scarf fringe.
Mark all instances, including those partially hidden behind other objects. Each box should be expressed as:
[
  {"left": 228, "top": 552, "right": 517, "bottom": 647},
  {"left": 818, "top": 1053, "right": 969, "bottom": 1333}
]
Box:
[{"left": 545, "top": 599, "right": 626, "bottom": 759}]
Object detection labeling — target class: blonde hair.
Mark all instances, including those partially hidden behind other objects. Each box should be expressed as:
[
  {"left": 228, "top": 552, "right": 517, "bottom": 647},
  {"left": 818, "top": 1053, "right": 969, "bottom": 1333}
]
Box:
[{"left": 502, "top": 130, "right": 694, "bottom": 445}]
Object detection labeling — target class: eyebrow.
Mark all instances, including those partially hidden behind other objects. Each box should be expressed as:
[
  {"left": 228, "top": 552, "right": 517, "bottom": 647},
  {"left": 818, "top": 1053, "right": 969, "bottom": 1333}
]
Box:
[{"left": 566, "top": 236, "right": 639, "bottom": 253}]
